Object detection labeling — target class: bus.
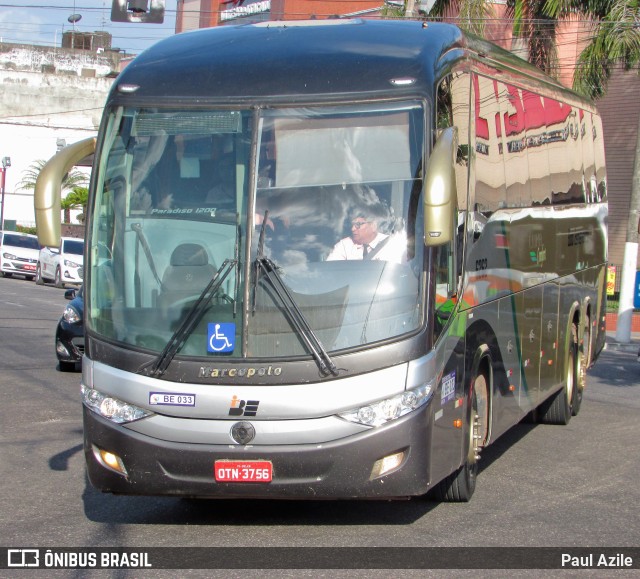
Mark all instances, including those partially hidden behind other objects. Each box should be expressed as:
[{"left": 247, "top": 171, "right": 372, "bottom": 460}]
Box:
[{"left": 35, "top": 19, "right": 607, "bottom": 501}]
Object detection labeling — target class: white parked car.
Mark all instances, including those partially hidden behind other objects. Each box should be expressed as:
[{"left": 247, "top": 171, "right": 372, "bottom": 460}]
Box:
[
  {"left": 36, "top": 237, "right": 84, "bottom": 287},
  {"left": 0, "top": 231, "right": 40, "bottom": 280}
]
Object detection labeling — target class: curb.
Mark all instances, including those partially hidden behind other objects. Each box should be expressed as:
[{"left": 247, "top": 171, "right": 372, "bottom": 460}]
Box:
[
  {"left": 605, "top": 312, "right": 640, "bottom": 333},
  {"left": 604, "top": 341, "right": 639, "bottom": 353}
]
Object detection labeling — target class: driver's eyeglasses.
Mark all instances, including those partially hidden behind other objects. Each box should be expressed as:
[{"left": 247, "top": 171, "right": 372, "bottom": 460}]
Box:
[{"left": 351, "top": 221, "right": 371, "bottom": 229}]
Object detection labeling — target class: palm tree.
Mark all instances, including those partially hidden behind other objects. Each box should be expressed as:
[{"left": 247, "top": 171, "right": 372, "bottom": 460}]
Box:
[
  {"left": 18, "top": 159, "right": 89, "bottom": 223},
  {"left": 506, "top": 0, "right": 561, "bottom": 76},
  {"left": 423, "top": 1, "right": 556, "bottom": 63},
  {"left": 61, "top": 186, "right": 89, "bottom": 224},
  {"left": 544, "top": 0, "right": 638, "bottom": 99},
  {"left": 425, "top": 0, "right": 495, "bottom": 36}
]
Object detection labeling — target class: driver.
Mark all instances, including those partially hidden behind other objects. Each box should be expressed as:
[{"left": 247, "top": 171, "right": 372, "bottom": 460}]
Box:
[{"left": 326, "top": 210, "right": 407, "bottom": 263}]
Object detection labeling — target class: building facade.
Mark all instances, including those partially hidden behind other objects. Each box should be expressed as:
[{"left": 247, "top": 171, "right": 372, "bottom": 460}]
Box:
[{"left": 175, "top": 0, "right": 385, "bottom": 31}]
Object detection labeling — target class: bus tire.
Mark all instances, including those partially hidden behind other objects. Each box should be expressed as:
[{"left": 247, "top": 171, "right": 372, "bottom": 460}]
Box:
[
  {"left": 434, "top": 372, "right": 486, "bottom": 502},
  {"left": 538, "top": 325, "right": 577, "bottom": 425}
]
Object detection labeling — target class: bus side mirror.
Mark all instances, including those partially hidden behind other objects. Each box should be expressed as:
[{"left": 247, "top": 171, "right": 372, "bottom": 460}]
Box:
[
  {"left": 423, "top": 127, "right": 457, "bottom": 247},
  {"left": 111, "top": 0, "right": 165, "bottom": 23},
  {"left": 34, "top": 137, "right": 96, "bottom": 248}
]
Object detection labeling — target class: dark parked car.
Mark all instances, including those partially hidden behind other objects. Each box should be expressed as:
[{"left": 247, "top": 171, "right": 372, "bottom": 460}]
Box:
[{"left": 55, "top": 286, "right": 84, "bottom": 372}]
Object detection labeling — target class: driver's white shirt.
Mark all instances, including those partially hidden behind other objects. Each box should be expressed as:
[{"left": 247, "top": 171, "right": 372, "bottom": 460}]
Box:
[{"left": 326, "top": 232, "right": 406, "bottom": 263}]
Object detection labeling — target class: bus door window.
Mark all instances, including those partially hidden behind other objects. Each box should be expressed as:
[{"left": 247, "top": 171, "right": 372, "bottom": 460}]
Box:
[
  {"left": 432, "top": 72, "right": 470, "bottom": 337},
  {"left": 448, "top": 71, "right": 471, "bottom": 286},
  {"left": 437, "top": 71, "right": 471, "bottom": 213}
]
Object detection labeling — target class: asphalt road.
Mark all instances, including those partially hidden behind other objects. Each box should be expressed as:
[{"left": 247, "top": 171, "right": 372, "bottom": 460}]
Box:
[{"left": 1, "top": 275, "right": 639, "bottom": 576}]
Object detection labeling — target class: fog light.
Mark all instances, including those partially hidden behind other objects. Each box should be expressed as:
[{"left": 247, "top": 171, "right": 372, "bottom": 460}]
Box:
[
  {"left": 94, "top": 446, "right": 128, "bottom": 476},
  {"left": 370, "top": 450, "right": 406, "bottom": 479}
]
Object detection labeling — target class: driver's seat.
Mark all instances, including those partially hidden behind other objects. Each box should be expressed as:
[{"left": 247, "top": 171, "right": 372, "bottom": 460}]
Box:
[{"left": 157, "top": 243, "right": 216, "bottom": 311}]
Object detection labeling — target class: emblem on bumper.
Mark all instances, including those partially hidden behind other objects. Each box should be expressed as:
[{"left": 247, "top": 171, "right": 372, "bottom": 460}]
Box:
[{"left": 231, "top": 421, "right": 255, "bottom": 445}]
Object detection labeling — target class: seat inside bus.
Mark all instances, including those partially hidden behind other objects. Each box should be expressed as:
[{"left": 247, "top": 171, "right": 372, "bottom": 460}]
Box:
[{"left": 157, "top": 243, "right": 217, "bottom": 311}]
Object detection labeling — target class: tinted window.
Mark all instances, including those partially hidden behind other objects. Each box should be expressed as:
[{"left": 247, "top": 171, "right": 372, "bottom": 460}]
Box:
[
  {"left": 63, "top": 240, "right": 84, "bottom": 255},
  {"left": 3, "top": 234, "right": 40, "bottom": 250}
]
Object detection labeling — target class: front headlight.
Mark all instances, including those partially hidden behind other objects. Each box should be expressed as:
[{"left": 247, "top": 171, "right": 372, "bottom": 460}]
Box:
[
  {"left": 3, "top": 252, "right": 17, "bottom": 260},
  {"left": 339, "top": 382, "right": 434, "bottom": 427},
  {"left": 64, "top": 259, "right": 81, "bottom": 268},
  {"left": 62, "top": 305, "right": 81, "bottom": 324},
  {"left": 81, "top": 384, "right": 154, "bottom": 424}
]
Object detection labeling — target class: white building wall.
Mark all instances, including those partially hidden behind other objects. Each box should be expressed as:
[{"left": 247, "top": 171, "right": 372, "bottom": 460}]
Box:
[{"left": 0, "top": 43, "right": 118, "bottom": 228}]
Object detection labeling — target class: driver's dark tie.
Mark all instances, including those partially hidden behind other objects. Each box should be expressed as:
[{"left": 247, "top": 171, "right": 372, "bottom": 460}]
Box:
[{"left": 362, "top": 244, "right": 369, "bottom": 259}]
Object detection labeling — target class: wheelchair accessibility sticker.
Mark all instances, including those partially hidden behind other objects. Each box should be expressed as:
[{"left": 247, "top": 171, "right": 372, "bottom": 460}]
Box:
[{"left": 208, "top": 323, "right": 235, "bottom": 353}]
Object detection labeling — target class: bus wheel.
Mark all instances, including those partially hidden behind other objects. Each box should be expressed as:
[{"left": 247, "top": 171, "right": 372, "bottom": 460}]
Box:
[
  {"left": 538, "top": 324, "right": 577, "bottom": 425},
  {"left": 434, "top": 373, "right": 486, "bottom": 502}
]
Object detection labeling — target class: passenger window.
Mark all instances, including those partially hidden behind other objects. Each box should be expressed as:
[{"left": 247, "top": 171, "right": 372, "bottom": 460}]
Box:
[
  {"left": 523, "top": 90, "right": 551, "bottom": 206},
  {"left": 474, "top": 75, "right": 507, "bottom": 214},
  {"left": 592, "top": 115, "right": 607, "bottom": 201},
  {"left": 581, "top": 111, "right": 597, "bottom": 203},
  {"left": 500, "top": 82, "right": 530, "bottom": 209}
]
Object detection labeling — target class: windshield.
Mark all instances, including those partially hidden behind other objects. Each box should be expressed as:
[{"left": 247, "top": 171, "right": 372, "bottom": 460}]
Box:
[
  {"left": 62, "top": 240, "right": 84, "bottom": 255},
  {"left": 3, "top": 234, "right": 40, "bottom": 250},
  {"left": 88, "top": 102, "right": 425, "bottom": 362}
]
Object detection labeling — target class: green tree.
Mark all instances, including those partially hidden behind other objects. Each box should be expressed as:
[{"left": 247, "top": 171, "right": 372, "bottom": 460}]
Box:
[
  {"left": 425, "top": 0, "right": 495, "bottom": 36},
  {"left": 540, "top": 0, "right": 637, "bottom": 99},
  {"left": 61, "top": 186, "right": 89, "bottom": 224},
  {"left": 18, "top": 159, "right": 89, "bottom": 224},
  {"left": 507, "top": 0, "right": 561, "bottom": 76}
]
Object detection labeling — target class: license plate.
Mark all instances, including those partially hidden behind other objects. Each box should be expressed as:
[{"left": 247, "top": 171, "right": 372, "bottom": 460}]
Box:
[
  {"left": 24, "top": 265, "right": 36, "bottom": 271},
  {"left": 214, "top": 460, "right": 272, "bottom": 483}
]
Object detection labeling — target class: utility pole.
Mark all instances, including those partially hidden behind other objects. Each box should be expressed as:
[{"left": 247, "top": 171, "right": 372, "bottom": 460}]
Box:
[
  {"left": 0, "top": 157, "right": 10, "bottom": 231},
  {"left": 615, "top": 113, "right": 640, "bottom": 343}
]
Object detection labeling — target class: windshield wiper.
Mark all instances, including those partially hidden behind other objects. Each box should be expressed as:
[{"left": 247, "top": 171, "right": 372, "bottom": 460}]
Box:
[
  {"left": 139, "top": 258, "right": 237, "bottom": 378},
  {"left": 250, "top": 211, "right": 338, "bottom": 376},
  {"left": 254, "top": 255, "right": 339, "bottom": 377}
]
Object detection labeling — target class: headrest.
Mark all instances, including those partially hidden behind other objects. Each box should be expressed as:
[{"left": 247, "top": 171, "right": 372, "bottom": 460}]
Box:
[{"left": 170, "top": 243, "right": 209, "bottom": 267}]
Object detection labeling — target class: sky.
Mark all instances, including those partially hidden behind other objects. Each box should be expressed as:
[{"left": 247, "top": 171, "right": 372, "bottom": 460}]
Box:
[{"left": 0, "top": 1, "right": 178, "bottom": 55}]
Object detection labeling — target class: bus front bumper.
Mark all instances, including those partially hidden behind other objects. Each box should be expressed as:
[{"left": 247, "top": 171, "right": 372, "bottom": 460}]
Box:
[{"left": 83, "top": 404, "right": 435, "bottom": 499}]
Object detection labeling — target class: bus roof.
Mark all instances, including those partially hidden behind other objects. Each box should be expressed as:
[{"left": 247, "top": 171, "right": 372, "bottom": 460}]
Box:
[{"left": 112, "top": 19, "right": 592, "bottom": 109}]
